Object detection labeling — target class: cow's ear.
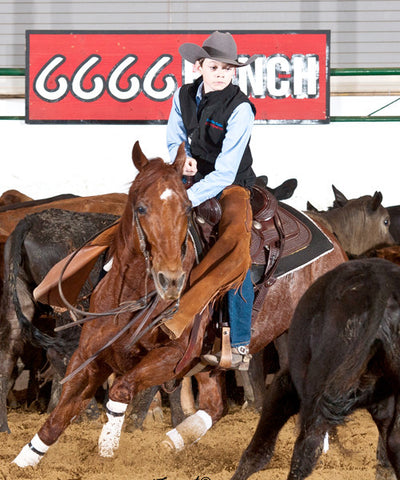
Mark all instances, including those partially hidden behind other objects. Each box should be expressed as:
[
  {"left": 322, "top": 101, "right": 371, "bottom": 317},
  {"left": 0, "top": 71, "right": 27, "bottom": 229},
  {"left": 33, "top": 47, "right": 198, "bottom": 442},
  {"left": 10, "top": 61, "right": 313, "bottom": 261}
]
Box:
[
  {"left": 369, "top": 191, "right": 383, "bottom": 211},
  {"left": 332, "top": 185, "right": 348, "bottom": 208},
  {"left": 173, "top": 142, "right": 186, "bottom": 176},
  {"left": 132, "top": 141, "right": 149, "bottom": 171}
]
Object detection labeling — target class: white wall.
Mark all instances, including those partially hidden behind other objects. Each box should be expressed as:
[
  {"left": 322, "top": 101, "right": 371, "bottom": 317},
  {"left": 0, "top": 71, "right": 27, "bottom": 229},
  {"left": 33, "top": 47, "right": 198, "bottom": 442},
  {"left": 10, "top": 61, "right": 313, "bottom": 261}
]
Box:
[{"left": 1, "top": 96, "right": 400, "bottom": 211}]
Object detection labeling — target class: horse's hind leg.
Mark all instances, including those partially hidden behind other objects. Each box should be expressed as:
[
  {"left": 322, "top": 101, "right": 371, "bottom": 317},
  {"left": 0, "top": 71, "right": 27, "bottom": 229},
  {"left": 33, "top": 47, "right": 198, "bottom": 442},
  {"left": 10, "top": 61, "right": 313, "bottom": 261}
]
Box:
[{"left": 231, "top": 369, "right": 299, "bottom": 480}]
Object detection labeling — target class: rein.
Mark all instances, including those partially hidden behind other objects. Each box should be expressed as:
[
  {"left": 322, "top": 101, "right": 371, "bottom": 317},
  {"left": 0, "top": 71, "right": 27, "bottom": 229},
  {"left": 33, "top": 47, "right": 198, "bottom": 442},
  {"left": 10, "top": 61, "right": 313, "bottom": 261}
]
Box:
[
  {"left": 56, "top": 212, "right": 156, "bottom": 330},
  {"left": 59, "top": 295, "right": 179, "bottom": 385}
]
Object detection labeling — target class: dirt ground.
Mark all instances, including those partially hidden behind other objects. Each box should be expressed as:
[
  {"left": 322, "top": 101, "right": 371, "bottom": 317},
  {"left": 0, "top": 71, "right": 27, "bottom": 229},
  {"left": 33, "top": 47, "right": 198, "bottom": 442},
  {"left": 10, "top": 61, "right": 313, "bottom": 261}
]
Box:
[{"left": 0, "top": 400, "right": 385, "bottom": 480}]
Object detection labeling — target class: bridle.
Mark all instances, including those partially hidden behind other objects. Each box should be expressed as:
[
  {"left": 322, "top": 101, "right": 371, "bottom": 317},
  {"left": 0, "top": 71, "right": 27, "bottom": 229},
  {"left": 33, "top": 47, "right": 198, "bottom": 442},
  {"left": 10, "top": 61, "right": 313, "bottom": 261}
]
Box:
[{"left": 56, "top": 203, "right": 190, "bottom": 383}]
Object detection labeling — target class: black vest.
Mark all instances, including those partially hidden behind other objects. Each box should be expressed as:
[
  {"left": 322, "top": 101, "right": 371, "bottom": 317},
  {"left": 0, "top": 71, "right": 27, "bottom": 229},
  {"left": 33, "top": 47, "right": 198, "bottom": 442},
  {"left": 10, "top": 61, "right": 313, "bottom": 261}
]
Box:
[{"left": 179, "top": 77, "right": 256, "bottom": 188}]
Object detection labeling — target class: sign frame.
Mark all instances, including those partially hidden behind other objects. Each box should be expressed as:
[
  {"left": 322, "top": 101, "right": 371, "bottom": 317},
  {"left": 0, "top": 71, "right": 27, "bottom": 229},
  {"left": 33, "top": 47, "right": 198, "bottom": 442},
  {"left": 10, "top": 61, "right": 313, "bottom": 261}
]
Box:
[{"left": 25, "top": 30, "right": 331, "bottom": 124}]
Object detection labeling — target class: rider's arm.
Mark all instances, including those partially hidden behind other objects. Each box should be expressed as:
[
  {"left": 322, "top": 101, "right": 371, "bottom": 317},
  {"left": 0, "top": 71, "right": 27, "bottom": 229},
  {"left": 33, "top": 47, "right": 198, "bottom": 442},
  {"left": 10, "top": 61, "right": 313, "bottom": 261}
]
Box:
[{"left": 187, "top": 103, "right": 254, "bottom": 207}]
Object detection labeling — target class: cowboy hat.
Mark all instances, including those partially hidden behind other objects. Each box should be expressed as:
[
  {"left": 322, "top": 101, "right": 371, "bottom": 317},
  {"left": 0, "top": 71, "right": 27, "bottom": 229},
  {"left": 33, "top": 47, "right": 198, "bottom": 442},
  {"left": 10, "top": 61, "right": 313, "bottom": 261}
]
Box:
[{"left": 179, "top": 31, "right": 257, "bottom": 67}]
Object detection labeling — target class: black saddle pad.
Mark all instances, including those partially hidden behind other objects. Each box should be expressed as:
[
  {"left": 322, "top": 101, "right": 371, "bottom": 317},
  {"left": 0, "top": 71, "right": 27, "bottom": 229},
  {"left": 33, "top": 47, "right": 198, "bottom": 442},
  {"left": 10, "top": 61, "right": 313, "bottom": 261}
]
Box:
[{"left": 274, "top": 202, "right": 333, "bottom": 278}]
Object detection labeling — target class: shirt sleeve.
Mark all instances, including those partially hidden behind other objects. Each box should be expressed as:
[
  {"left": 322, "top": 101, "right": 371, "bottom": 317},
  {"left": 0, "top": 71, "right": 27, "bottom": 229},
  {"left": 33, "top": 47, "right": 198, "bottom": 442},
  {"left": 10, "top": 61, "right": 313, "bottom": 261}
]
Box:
[
  {"left": 166, "top": 88, "right": 191, "bottom": 162},
  {"left": 187, "top": 102, "right": 255, "bottom": 207}
]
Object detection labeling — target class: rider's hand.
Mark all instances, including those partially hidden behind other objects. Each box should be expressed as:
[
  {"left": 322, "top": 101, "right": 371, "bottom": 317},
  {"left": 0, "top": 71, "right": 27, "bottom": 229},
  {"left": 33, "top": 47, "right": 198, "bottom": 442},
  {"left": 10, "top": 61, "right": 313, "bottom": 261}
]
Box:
[{"left": 183, "top": 157, "right": 197, "bottom": 176}]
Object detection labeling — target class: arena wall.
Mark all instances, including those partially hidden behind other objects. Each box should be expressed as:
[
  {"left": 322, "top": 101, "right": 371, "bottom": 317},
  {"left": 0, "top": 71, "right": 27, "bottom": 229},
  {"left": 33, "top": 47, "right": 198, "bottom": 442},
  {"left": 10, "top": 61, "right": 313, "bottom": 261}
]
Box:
[
  {"left": 2, "top": 97, "right": 399, "bottom": 211},
  {"left": 1, "top": 0, "right": 400, "bottom": 68}
]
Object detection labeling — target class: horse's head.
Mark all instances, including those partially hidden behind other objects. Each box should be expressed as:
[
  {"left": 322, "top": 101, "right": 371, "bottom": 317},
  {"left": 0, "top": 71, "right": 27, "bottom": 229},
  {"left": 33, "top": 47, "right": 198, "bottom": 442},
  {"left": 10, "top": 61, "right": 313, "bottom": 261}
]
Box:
[{"left": 125, "top": 141, "right": 192, "bottom": 300}]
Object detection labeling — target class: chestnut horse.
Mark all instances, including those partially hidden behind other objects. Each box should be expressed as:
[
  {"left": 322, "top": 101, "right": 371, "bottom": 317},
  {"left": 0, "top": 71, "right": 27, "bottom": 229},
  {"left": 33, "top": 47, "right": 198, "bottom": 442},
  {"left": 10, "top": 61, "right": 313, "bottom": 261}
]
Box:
[{"left": 13, "top": 141, "right": 347, "bottom": 467}]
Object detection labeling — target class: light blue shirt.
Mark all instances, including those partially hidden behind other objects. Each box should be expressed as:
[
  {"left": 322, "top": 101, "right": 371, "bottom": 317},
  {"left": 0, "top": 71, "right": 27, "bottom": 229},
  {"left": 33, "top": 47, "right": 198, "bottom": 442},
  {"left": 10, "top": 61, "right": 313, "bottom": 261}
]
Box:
[{"left": 166, "top": 82, "right": 255, "bottom": 207}]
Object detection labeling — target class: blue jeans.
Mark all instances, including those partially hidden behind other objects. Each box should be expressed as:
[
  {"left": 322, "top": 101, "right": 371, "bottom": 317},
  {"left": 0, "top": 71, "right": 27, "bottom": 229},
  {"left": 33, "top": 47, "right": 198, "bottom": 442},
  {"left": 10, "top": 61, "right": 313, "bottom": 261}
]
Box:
[{"left": 227, "top": 270, "right": 254, "bottom": 347}]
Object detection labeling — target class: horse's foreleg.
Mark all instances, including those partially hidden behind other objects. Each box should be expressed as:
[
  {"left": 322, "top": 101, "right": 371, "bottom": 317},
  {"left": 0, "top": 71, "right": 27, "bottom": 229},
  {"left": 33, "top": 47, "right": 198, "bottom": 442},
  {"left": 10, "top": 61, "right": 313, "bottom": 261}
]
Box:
[
  {"left": 103, "top": 345, "right": 183, "bottom": 455},
  {"left": 107, "top": 345, "right": 212, "bottom": 452},
  {"left": 98, "top": 398, "right": 128, "bottom": 457},
  {"left": 12, "top": 355, "right": 110, "bottom": 467}
]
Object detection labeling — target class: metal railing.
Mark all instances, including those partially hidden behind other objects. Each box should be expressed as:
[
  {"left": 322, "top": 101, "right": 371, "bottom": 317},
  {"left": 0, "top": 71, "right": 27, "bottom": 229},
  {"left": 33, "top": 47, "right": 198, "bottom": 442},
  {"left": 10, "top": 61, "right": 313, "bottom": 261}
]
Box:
[
  {"left": 330, "top": 67, "right": 400, "bottom": 122},
  {"left": 1, "top": 67, "right": 400, "bottom": 122}
]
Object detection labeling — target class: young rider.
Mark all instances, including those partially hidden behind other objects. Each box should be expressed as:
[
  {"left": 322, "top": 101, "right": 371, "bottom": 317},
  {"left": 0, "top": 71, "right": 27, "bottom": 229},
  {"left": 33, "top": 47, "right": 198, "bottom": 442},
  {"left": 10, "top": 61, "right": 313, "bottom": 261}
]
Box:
[{"left": 163, "top": 31, "right": 257, "bottom": 370}]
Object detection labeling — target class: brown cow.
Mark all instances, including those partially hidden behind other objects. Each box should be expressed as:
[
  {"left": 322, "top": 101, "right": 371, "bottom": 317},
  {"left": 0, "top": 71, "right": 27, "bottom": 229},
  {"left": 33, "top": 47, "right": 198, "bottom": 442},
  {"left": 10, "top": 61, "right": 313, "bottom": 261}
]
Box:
[
  {"left": 0, "top": 189, "right": 33, "bottom": 206},
  {"left": 0, "top": 192, "right": 127, "bottom": 237}
]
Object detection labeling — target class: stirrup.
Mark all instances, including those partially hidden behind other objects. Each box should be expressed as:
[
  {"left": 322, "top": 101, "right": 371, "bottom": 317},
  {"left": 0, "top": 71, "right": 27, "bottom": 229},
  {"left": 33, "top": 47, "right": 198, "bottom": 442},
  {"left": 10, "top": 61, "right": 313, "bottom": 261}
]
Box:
[{"left": 202, "top": 344, "right": 252, "bottom": 371}]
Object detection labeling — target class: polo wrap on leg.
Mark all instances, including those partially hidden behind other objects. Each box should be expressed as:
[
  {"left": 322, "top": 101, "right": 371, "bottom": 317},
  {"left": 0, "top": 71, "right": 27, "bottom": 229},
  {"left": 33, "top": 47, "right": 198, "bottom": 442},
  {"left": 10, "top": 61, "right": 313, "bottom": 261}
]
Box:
[
  {"left": 98, "top": 399, "right": 128, "bottom": 457},
  {"left": 12, "top": 433, "right": 50, "bottom": 467},
  {"left": 162, "top": 409, "right": 213, "bottom": 450}
]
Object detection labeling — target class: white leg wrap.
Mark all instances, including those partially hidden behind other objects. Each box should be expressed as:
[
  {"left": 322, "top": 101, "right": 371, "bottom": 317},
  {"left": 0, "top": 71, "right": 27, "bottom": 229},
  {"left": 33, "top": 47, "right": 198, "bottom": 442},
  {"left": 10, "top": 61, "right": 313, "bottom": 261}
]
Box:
[
  {"left": 323, "top": 432, "right": 329, "bottom": 453},
  {"left": 98, "top": 400, "right": 127, "bottom": 457},
  {"left": 12, "top": 434, "right": 50, "bottom": 467},
  {"left": 162, "top": 410, "right": 213, "bottom": 451}
]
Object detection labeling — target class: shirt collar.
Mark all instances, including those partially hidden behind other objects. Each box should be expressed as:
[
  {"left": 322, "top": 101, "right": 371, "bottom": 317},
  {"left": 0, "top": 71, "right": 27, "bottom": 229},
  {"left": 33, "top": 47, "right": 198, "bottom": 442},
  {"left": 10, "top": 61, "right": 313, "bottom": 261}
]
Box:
[{"left": 195, "top": 81, "right": 204, "bottom": 105}]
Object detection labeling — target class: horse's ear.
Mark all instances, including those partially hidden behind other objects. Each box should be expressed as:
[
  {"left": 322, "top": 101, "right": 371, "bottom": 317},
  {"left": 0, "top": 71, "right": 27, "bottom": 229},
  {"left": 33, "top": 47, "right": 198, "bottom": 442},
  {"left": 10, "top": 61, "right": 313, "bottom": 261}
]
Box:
[
  {"left": 172, "top": 142, "right": 186, "bottom": 175},
  {"left": 332, "top": 185, "right": 348, "bottom": 208},
  {"left": 132, "top": 141, "right": 149, "bottom": 171},
  {"left": 369, "top": 191, "right": 383, "bottom": 211},
  {"left": 306, "top": 201, "right": 318, "bottom": 212}
]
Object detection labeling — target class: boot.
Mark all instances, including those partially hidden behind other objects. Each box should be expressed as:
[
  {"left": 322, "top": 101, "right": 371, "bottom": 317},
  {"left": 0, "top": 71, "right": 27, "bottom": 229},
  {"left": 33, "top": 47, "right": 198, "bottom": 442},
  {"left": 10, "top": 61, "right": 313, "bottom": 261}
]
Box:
[{"left": 202, "top": 345, "right": 252, "bottom": 371}]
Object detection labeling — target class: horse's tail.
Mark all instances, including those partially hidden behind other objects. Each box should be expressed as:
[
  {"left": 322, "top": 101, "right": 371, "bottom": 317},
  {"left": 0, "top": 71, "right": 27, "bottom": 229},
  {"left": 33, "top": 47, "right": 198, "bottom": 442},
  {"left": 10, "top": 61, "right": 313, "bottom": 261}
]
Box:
[
  {"left": 5, "top": 214, "right": 64, "bottom": 351},
  {"left": 317, "top": 283, "right": 390, "bottom": 424}
]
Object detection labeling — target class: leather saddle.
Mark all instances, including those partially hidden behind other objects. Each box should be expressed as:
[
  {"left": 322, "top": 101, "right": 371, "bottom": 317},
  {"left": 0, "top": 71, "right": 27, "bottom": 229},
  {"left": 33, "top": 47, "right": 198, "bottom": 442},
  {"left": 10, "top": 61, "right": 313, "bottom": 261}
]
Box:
[{"left": 191, "top": 183, "right": 312, "bottom": 287}]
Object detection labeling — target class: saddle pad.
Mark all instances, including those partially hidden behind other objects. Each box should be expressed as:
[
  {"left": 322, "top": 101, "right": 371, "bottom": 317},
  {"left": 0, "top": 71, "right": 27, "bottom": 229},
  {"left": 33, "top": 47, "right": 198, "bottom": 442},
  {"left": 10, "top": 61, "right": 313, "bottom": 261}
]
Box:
[{"left": 273, "top": 202, "right": 334, "bottom": 278}]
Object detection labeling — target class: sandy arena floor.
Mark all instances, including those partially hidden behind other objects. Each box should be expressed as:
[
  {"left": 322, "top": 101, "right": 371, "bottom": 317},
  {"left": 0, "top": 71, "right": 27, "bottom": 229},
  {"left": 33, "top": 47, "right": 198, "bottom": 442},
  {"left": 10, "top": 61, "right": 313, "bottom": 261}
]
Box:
[{"left": 0, "top": 402, "right": 384, "bottom": 480}]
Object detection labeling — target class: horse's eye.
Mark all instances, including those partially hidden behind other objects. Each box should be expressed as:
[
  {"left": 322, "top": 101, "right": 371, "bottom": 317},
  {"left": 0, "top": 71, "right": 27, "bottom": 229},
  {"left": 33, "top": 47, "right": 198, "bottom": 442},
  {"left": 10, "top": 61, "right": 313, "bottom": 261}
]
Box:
[
  {"left": 384, "top": 217, "right": 390, "bottom": 227},
  {"left": 136, "top": 205, "right": 147, "bottom": 215}
]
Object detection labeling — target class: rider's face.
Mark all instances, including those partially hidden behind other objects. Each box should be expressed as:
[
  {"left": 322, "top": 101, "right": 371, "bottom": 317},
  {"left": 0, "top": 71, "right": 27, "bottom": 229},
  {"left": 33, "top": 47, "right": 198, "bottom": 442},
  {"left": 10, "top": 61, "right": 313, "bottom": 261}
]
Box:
[{"left": 197, "top": 58, "right": 236, "bottom": 94}]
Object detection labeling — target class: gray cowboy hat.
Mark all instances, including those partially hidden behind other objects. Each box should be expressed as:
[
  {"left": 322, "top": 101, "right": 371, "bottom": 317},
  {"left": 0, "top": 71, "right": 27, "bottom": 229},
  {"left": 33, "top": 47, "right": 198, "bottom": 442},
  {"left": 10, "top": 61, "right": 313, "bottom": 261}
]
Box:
[{"left": 179, "top": 31, "right": 257, "bottom": 67}]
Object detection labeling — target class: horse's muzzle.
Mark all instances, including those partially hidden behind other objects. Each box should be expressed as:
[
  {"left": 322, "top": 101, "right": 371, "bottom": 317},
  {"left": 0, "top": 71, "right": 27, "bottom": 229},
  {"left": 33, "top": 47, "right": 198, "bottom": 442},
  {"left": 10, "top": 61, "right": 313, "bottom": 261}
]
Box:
[{"left": 153, "top": 269, "right": 186, "bottom": 300}]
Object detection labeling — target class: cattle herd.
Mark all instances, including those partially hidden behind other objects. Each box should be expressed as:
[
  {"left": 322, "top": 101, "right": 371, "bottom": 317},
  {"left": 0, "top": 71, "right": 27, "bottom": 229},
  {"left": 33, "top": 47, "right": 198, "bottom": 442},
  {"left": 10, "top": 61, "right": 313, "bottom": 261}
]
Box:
[{"left": 0, "top": 177, "right": 400, "bottom": 480}]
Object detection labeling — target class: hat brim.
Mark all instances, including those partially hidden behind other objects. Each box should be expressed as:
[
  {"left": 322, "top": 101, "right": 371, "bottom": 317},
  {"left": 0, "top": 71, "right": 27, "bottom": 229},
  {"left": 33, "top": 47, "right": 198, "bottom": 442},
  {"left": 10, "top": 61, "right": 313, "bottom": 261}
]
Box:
[{"left": 179, "top": 43, "right": 257, "bottom": 67}]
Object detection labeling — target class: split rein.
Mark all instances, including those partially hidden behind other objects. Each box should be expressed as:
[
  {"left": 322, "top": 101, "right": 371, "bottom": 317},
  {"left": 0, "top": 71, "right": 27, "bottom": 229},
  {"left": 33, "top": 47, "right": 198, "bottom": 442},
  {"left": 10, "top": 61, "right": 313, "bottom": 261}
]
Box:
[{"left": 56, "top": 212, "right": 188, "bottom": 384}]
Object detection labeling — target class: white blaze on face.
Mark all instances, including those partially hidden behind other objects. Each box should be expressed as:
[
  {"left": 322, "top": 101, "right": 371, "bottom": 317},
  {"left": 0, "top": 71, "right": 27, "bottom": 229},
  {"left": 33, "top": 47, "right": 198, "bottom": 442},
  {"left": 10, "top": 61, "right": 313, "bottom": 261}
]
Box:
[{"left": 160, "top": 188, "right": 174, "bottom": 201}]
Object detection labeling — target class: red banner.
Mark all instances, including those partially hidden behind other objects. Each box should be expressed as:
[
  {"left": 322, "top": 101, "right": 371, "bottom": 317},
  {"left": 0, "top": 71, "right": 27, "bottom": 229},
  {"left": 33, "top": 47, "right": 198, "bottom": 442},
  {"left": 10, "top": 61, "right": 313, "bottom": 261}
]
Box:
[{"left": 26, "top": 31, "right": 330, "bottom": 124}]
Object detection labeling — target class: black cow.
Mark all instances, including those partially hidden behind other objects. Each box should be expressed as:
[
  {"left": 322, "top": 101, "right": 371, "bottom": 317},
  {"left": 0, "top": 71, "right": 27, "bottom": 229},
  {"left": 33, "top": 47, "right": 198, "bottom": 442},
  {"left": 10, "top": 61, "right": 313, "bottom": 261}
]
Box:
[
  {"left": 0, "top": 208, "right": 118, "bottom": 433},
  {"left": 232, "top": 258, "right": 400, "bottom": 480}
]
